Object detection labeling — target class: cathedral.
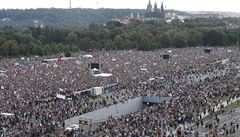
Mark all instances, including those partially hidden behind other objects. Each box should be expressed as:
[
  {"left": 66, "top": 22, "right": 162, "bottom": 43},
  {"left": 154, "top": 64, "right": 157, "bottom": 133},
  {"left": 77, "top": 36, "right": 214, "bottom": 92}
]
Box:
[{"left": 145, "top": 0, "right": 165, "bottom": 20}]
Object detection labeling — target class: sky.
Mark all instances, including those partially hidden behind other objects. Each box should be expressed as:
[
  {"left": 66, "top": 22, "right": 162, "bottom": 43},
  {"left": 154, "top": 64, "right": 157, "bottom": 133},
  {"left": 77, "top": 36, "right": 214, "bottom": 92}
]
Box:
[{"left": 0, "top": 0, "right": 240, "bottom": 12}]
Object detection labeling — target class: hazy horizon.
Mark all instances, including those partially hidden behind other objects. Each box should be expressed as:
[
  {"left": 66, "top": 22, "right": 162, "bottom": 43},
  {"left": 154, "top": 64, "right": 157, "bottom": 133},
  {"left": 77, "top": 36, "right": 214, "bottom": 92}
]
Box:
[{"left": 0, "top": 0, "right": 240, "bottom": 13}]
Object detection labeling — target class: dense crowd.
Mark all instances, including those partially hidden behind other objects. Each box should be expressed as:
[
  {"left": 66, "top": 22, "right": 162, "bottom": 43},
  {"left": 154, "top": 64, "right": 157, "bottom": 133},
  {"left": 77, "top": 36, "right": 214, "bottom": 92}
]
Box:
[{"left": 0, "top": 47, "right": 240, "bottom": 136}]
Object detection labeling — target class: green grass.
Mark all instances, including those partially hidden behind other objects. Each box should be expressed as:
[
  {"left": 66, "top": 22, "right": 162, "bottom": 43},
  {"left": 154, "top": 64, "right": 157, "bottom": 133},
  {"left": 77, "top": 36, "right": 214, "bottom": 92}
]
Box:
[
  {"left": 226, "top": 101, "right": 240, "bottom": 110},
  {"left": 202, "top": 100, "right": 240, "bottom": 121},
  {"left": 208, "top": 95, "right": 230, "bottom": 105}
]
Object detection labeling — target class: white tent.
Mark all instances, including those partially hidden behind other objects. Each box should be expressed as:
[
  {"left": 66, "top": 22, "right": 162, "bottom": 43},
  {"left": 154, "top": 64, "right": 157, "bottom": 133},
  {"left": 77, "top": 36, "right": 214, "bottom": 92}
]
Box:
[
  {"left": 44, "top": 57, "right": 75, "bottom": 62},
  {"left": 221, "top": 59, "right": 229, "bottom": 64},
  {"left": 140, "top": 68, "right": 147, "bottom": 71},
  {"left": 139, "top": 82, "right": 147, "bottom": 84},
  {"left": 14, "top": 63, "right": 19, "bottom": 66},
  {"left": 149, "top": 78, "right": 155, "bottom": 81},
  {"left": 93, "top": 87, "right": 103, "bottom": 96},
  {"left": 65, "top": 124, "right": 79, "bottom": 131},
  {"left": 62, "top": 57, "right": 75, "bottom": 60},
  {"left": 92, "top": 68, "right": 99, "bottom": 71},
  {"left": 94, "top": 73, "right": 112, "bottom": 77},
  {"left": 1, "top": 113, "right": 14, "bottom": 116},
  {"left": 156, "top": 76, "right": 165, "bottom": 80},
  {"left": 0, "top": 70, "right": 7, "bottom": 73},
  {"left": 82, "top": 55, "right": 93, "bottom": 59},
  {"left": 0, "top": 73, "right": 7, "bottom": 78}
]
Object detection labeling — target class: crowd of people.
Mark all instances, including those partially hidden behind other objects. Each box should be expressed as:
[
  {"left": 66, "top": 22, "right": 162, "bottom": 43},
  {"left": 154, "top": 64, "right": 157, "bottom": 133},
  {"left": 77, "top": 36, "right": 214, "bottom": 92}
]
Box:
[{"left": 0, "top": 47, "right": 240, "bottom": 136}]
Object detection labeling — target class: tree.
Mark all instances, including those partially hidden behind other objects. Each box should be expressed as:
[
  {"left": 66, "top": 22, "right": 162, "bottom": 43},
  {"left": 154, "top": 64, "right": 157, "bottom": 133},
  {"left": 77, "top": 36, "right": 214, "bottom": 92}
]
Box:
[
  {"left": 34, "top": 45, "right": 43, "bottom": 56},
  {"left": 203, "top": 30, "right": 227, "bottom": 46},
  {"left": 65, "top": 51, "right": 71, "bottom": 57},
  {"left": 0, "top": 36, "right": 6, "bottom": 46},
  {"left": 159, "top": 33, "right": 172, "bottom": 48},
  {"left": 1, "top": 40, "right": 19, "bottom": 56},
  {"left": 172, "top": 32, "right": 188, "bottom": 48},
  {"left": 1, "top": 16, "right": 240, "bottom": 57},
  {"left": 104, "top": 40, "right": 113, "bottom": 50},
  {"left": 106, "top": 21, "right": 124, "bottom": 29},
  {"left": 18, "top": 44, "right": 28, "bottom": 56},
  {"left": 187, "top": 31, "right": 203, "bottom": 47},
  {"left": 0, "top": 44, "right": 8, "bottom": 57},
  {"left": 79, "top": 37, "right": 93, "bottom": 51},
  {"left": 113, "top": 35, "right": 124, "bottom": 50},
  {"left": 109, "top": 28, "right": 124, "bottom": 40},
  {"left": 66, "top": 31, "right": 78, "bottom": 44},
  {"left": 88, "top": 23, "right": 99, "bottom": 32},
  {"left": 227, "top": 33, "right": 238, "bottom": 45}
]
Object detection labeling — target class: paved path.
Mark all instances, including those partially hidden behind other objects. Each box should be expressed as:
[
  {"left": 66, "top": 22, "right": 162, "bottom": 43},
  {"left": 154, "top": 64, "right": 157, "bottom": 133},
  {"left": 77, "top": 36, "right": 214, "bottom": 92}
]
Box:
[
  {"left": 168, "top": 97, "right": 240, "bottom": 137},
  {"left": 197, "top": 108, "right": 240, "bottom": 137}
]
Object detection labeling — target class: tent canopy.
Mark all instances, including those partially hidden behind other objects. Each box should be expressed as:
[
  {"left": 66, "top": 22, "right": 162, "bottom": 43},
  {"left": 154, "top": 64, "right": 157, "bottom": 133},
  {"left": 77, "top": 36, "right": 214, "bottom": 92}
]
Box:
[
  {"left": 1, "top": 113, "right": 14, "bottom": 116},
  {"left": 0, "top": 70, "right": 7, "bottom": 73},
  {"left": 82, "top": 55, "right": 93, "bottom": 58},
  {"left": 92, "top": 68, "right": 99, "bottom": 71},
  {"left": 140, "top": 68, "right": 147, "bottom": 71},
  {"left": 94, "top": 73, "right": 112, "bottom": 77}
]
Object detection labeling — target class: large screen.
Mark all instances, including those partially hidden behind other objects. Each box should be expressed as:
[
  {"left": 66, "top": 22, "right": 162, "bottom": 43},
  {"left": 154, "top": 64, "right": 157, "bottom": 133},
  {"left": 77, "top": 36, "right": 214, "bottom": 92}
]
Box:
[
  {"left": 163, "top": 54, "right": 170, "bottom": 59},
  {"left": 91, "top": 63, "right": 100, "bottom": 69},
  {"left": 204, "top": 49, "right": 212, "bottom": 53}
]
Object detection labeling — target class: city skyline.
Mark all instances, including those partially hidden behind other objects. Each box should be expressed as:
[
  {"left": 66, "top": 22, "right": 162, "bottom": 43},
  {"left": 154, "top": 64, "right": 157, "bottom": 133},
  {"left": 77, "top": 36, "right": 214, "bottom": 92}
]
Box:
[{"left": 0, "top": 0, "right": 240, "bottom": 12}]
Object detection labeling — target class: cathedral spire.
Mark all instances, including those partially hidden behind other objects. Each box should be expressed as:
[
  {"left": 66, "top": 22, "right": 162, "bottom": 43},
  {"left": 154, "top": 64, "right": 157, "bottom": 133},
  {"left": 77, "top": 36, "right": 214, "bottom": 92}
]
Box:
[
  {"left": 147, "top": 0, "right": 152, "bottom": 12},
  {"left": 161, "top": 1, "right": 165, "bottom": 18},
  {"left": 137, "top": 12, "right": 140, "bottom": 20},
  {"left": 130, "top": 12, "right": 134, "bottom": 19},
  {"left": 154, "top": 2, "right": 158, "bottom": 12}
]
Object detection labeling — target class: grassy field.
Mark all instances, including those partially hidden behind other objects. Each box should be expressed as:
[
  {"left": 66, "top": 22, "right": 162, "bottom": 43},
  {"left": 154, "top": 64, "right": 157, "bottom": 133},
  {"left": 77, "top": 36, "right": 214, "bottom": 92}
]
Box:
[
  {"left": 226, "top": 100, "right": 240, "bottom": 110},
  {"left": 208, "top": 94, "right": 234, "bottom": 105},
  {"left": 202, "top": 100, "right": 240, "bottom": 120}
]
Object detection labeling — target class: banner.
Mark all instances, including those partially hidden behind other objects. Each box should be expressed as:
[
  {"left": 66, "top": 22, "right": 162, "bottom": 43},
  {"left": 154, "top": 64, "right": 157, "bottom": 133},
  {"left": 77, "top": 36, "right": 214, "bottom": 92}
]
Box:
[
  {"left": 57, "top": 94, "right": 66, "bottom": 100},
  {"left": 103, "top": 84, "right": 118, "bottom": 93}
]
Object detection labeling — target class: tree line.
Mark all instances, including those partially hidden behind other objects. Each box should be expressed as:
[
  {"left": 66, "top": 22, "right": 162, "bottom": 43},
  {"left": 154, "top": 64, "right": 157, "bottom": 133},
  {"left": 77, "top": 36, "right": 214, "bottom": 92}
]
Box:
[
  {"left": 0, "top": 18, "right": 240, "bottom": 57},
  {"left": 0, "top": 8, "right": 189, "bottom": 28},
  {"left": 0, "top": 8, "right": 146, "bottom": 28}
]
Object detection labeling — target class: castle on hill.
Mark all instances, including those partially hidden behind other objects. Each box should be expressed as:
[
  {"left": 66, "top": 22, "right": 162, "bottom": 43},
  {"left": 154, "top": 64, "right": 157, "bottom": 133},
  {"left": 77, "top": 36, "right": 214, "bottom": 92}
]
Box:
[{"left": 145, "top": 0, "right": 165, "bottom": 20}]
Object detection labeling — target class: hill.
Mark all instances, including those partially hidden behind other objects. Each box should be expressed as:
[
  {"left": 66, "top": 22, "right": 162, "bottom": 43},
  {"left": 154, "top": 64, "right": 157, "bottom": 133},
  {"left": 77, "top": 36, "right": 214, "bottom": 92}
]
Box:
[
  {"left": 0, "top": 8, "right": 145, "bottom": 28},
  {"left": 0, "top": 8, "right": 188, "bottom": 28}
]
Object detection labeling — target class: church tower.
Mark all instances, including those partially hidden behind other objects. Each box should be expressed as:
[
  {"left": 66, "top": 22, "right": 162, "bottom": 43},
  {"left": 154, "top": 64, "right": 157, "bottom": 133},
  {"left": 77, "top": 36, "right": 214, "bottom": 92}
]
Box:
[
  {"left": 154, "top": 2, "right": 158, "bottom": 12},
  {"left": 145, "top": 0, "right": 165, "bottom": 20},
  {"left": 161, "top": 2, "right": 165, "bottom": 18},
  {"left": 147, "top": 0, "right": 152, "bottom": 12},
  {"left": 130, "top": 12, "right": 134, "bottom": 19},
  {"left": 137, "top": 12, "right": 140, "bottom": 20}
]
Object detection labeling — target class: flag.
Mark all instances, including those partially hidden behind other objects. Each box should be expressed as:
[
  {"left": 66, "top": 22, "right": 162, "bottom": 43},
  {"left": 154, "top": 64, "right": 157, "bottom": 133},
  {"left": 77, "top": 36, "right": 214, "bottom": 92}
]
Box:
[{"left": 57, "top": 54, "right": 63, "bottom": 64}]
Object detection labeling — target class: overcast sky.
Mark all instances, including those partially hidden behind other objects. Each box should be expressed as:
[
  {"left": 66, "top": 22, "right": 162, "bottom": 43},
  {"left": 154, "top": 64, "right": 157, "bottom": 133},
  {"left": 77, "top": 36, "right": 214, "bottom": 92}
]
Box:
[{"left": 0, "top": 0, "right": 240, "bottom": 12}]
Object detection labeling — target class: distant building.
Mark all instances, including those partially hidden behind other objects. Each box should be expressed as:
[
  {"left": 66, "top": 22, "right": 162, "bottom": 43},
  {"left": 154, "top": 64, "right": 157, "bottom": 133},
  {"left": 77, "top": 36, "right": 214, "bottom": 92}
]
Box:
[
  {"left": 191, "top": 13, "right": 219, "bottom": 19},
  {"left": 33, "top": 20, "right": 46, "bottom": 29},
  {"left": 130, "top": 12, "right": 134, "bottom": 19},
  {"left": 137, "top": 12, "right": 140, "bottom": 20},
  {"left": 111, "top": 1, "right": 166, "bottom": 24},
  {"left": 145, "top": 0, "right": 165, "bottom": 20},
  {"left": 165, "top": 12, "right": 176, "bottom": 19}
]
